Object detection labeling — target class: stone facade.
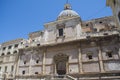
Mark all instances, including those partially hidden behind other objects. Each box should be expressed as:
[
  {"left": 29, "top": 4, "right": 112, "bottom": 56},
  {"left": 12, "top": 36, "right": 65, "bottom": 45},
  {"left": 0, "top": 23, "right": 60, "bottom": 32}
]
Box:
[
  {"left": 106, "top": 0, "right": 120, "bottom": 29},
  {"left": 0, "top": 38, "right": 26, "bottom": 80},
  {"left": 0, "top": 3, "right": 120, "bottom": 80}
]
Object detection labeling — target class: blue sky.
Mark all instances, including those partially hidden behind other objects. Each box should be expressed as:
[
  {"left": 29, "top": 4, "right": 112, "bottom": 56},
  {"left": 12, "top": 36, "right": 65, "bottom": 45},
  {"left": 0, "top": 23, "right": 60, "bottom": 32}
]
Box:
[{"left": 0, "top": 0, "right": 112, "bottom": 43}]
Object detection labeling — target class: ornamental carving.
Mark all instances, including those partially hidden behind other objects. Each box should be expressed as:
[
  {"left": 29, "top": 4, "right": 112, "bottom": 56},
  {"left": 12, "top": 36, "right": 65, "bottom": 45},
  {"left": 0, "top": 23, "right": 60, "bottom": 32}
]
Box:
[
  {"left": 32, "top": 54, "right": 42, "bottom": 61},
  {"left": 54, "top": 53, "right": 69, "bottom": 63},
  {"left": 20, "top": 50, "right": 32, "bottom": 61}
]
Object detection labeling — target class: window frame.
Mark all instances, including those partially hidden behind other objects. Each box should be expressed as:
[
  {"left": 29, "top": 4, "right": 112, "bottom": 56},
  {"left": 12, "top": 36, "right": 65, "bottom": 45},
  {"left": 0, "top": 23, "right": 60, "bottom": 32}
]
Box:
[
  {"left": 7, "top": 52, "right": 11, "bottom": 55},
  {"left": 3, "top": 47, "right": 6, "bottom": 51},
  {"left": 13, "top": 50, "right": 17, "bottom": 54},
  {"left": 1, "top": 53, "right": 5, "bottom": 56},
  {"left": 118, "top": 12, "right": 120, "bottom": 22},
  {"left": 5, "top": 66, "right": 7, "bottom": 72},
  {"left": 56, "top": 23, "right": 65, "bottom": 38},
  {"left": 88, "top": 55, "right": 93, "bottom": 60},
  {"left": 11, "top": 65, "right": 14, "bottom": 72},
  {"left": 113, "top": 0, "right": 116, "bottom": 6},
  {"left": 58, "top": 28, "right": 64, "bottom": 37},
  {"left": 35, "top": 72, "right": 38, "bottom": 74},
  {"left": 36, "top": 60, "right": 39, "bottom": 64},
  {"left": 14, "top": 44, "right": 19, "bottom": 48},
  {"left": 22, "top": 70, "right": 25, "bottom": 75},
  {"left": 24, "top": 61, "right": 26, "bottom": 65},
  {"left": 106, "top": 51, "right": 113, "bottom": 58},
  {"left": 86, "top": 51, "right": 93, "bottom": 60},
  {"left": 8, "top": 45, "right": 12, "bottom": 49}
]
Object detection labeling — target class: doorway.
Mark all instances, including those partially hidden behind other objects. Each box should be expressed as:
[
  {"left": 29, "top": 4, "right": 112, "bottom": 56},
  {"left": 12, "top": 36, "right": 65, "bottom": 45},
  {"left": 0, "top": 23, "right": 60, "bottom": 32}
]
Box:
[
  {"left": 54, "top": 53, "right": 68, "bottom": 75},
  {"left": 56, "top": 61, "right": 66, "bottom": 75}
]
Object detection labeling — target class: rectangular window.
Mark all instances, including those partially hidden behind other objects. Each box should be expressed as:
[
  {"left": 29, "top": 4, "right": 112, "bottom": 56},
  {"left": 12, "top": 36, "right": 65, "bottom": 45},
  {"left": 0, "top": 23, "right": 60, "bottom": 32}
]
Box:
[
  {"left": 8, "top": 46, "right": 12, "bottom": 49},
  {"left": 35, "top": 72, "right": 38, "bottom": 74},
  {"left": 118, "top": 12, "right": 120, "bottom": 22},
  {"left": 88, "top": 55, "right": 93, "bottom": 60},
  {"left": 37, "top": 44, "right": 40, "bottom": 46},
  {"left": 36, "top": 60, "right": 39, "bottom": 64},
  {"left": 106, "top": 51, "right": 113, "bottom": 58},
  {"left": 14, "top": 44, "right": 18, "bottom": 48},
  {"left": 3, "top": 47, "right": 6, "bottom": 51},
  {"left": 5, "top": 66, "right": 7, "bottom": 72},
  {"left": 0, "top": 67, "right": 1, "bottom": 71},
  {"left": 58, "top": 28, "right": 63, "bottom": 36},
  {"left": 24, "top": 61, "right": 26, "bottom": 65},
  {"left": 22, "top": 70, "right": 25, "bottom": 75},
  {"left": 107, "top": 52, "right": 113, "bottom": 58},
  {"left": 11, "top": 66, "right": 14, "bottom": 72},
  {"left": 113, "top": 0, "right": 116, "bottom": 6}
]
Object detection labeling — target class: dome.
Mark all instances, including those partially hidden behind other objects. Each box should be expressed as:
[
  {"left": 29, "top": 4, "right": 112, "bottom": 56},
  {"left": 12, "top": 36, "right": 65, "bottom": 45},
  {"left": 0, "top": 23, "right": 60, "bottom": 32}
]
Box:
[{"left": 57, "top": 4, "right": 80, "bottom": 20}]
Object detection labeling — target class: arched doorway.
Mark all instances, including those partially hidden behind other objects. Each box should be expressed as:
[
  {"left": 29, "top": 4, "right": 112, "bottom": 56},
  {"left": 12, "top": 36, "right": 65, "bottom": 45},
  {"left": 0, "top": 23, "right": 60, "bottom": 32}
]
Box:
[{"left": 54, "top": 53, "right": 69, "bottom": 75}]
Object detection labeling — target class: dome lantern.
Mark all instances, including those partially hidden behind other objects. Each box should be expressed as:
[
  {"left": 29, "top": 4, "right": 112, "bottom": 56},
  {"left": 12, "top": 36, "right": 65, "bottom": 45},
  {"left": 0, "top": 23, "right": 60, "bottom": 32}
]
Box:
[
  {"left": 57, "top": 3, "right": 80, "bottom": 20},
  {"left": 64, "top": 4, "right": 72, "bottom": 10}
]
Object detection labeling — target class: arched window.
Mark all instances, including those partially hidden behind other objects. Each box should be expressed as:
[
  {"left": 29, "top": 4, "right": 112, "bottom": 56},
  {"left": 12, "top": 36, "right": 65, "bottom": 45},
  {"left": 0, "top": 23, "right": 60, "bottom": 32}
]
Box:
[
  {"left": 13, "top": 50, "right": 17, "bottom": 54},
  {"left": 7, "top": 52, "right": 11, "bottom": 55},
  {"left": 118, "top": 12, "right": 120, "bottom": 22}
]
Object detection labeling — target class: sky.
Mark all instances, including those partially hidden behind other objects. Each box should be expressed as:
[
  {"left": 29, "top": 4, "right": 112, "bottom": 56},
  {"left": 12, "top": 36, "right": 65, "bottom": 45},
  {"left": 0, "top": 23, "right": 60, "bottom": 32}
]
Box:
[{"left": 0, "top": 0, "right": 112, "bottom": 43}]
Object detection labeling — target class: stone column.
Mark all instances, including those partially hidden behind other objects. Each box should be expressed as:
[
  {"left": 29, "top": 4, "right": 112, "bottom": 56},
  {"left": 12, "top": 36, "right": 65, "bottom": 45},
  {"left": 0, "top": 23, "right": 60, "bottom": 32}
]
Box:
[
  {"left": 98, "top": 47, "right": 105, "bottom": 72},
  {"left": 42, "top": 49, "right": 46, "bottom": 75},
  {"left": 78, "top": 45, "right": 83, "bottom": 74},
  {"left": 66, "top": 62, "right": 69, "bottom": 74},
  {"left": 54, "top": 64, "right": 57, "bottom": 74},
  {"left": 16, "top": 55, "right": 20, "bottom": 76},
  {"left": 28, "top": 54, "right": 32, "bottom": 76}
]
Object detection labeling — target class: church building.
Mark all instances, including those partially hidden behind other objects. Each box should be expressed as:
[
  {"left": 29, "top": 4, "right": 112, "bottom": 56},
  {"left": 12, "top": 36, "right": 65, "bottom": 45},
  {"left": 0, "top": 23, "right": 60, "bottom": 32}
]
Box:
[{"left": 0, "top": 2, "right": 120, "bottom": 80}]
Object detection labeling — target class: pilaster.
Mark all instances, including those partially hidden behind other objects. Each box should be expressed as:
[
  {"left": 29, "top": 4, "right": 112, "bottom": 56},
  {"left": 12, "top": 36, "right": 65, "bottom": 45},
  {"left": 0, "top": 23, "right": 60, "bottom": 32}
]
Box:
[
  {"left": 16, "top": 56, "right": 20, "bottom": 76},
  {"left": 28, "top": 54, "right": 32, "bottom": 76},
  {"left": 54, "top": 64, "right": 57, "bottom": 74},
  {"left": 78, "top": 45, "right": 83, "bottom": 74},
  {"left": 98, "top": 46, "right": 105, "bottom": 72},
  {"left": 42, "top": 49, "right": 46, "bottom": 75},
  {"left": 66, "top": 62, "right": 69, "bottom": 74}
]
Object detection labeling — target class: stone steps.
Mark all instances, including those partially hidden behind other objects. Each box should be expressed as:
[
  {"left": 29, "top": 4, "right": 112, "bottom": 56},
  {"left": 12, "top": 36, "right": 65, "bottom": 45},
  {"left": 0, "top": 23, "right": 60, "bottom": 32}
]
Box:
[{"left": 45, "top": 75, "right": 76, "bottom": 80}]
